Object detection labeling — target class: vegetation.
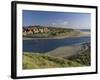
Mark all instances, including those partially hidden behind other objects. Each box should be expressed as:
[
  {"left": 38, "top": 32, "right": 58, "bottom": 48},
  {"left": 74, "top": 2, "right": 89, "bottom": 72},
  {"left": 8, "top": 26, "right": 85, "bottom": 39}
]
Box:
[
  {"left": 23, "top": 26, "right": 81, "bottom": 38},
  {"left": 67, "top": 48, "right": 91, "bottom": 66},
  {"left": 23, "top": 52, "right": 82, "bottom": 69}
]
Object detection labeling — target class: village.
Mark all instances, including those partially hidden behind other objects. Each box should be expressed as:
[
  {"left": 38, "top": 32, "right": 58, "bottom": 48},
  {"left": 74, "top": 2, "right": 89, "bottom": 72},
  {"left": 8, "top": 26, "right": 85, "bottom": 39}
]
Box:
[
  {"left": 22, "top": 25, "right": 77, "bottom": 38},
  {"left": 23, "top": 25, "right": 50, "bottom": 36}
]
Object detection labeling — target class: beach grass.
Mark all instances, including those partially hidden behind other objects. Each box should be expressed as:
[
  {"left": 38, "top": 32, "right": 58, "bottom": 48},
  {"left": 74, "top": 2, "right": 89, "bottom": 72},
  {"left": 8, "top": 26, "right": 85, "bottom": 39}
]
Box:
[
  {"left": 23, "top": 52, "right": 83, "bottom": 69},
  {"left": 67, "top": 48, "right": 91, "bottom": 66}
]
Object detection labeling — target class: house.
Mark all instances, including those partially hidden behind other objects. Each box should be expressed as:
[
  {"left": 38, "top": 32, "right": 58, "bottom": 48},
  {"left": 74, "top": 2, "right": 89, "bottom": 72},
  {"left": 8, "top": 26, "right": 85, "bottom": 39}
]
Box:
[
  {"left": 23, "top": 31, "right": 27, "bottom": 36},
  {"left": 39, "top": 28, "right": 44, "bottom": 33},
  {"left": 27, "top": 30, "right": 33, "bottom": 35},
  {"left": 43, "top": 27, "right": 49, "bottom": 33},
  {"left": 23, "top": 26, "right": 50, "bottom": 36},
  {"left": 33, "top": 28, "right": 39, "bottom": 33}
]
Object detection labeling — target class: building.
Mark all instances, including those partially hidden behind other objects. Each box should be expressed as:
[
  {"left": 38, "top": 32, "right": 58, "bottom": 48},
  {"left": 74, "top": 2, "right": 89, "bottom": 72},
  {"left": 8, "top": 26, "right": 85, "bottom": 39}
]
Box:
[
  {"left": 23, "top": 26, "right": 50, "bottom": 36},
  {"left": 43, "top": 27, "right": 49, "bottom": 33}
]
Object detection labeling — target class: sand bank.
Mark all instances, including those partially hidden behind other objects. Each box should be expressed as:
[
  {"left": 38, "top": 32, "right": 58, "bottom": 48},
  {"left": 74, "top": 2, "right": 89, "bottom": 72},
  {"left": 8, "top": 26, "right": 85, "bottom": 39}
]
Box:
[{"left": 46, "top": 44, "right": 88, "bottom": 58}]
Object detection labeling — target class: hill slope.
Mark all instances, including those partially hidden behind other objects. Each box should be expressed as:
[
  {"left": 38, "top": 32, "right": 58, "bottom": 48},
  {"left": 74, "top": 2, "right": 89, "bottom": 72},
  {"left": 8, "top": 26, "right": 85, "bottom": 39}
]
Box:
[
  {"left": 23, "top": 52, "right": 82, "bottom": 69},
  {"left": 67, "top": 48, "right": 90, "bottom": 66}
]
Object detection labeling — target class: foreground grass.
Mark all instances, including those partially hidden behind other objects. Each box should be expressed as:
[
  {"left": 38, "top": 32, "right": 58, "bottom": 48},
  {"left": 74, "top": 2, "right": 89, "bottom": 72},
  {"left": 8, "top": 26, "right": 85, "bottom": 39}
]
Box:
[
  {"left": 23, "top": 52, "right": 82, "bottom": 69},
  {"left": 67, "top": 48, "right": 91, "bottom": 66}
]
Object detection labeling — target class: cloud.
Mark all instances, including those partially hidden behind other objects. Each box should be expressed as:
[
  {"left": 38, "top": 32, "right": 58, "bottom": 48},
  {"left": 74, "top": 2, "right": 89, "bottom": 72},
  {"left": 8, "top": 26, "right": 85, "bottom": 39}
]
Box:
[
  {"left": 61, "top": 21, "right": 68, "bottom": 25},
  {"left": 51, "top": 23, "right": 57, "bottom": 26},
  {"left": 51, "top": 21, "right": 69, "bottom": 27}
]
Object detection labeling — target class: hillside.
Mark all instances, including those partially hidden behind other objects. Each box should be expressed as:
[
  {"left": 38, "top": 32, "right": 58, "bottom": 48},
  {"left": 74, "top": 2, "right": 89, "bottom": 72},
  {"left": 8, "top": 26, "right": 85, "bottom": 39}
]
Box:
[
  {"left": 23, "top": 52, "right": 82, "bottom": 69},
  {"left": 67, "top": 48, "right": 91, "bottom": 66}
]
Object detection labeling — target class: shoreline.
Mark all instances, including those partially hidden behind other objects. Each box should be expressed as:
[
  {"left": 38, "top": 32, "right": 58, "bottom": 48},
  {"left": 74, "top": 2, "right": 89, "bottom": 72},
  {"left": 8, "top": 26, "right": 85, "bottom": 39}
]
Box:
[
  {"left": 23, "top": 31, "right": 90, "bottom": 40},
  {"left": 23, "top": 42, "right": 89, "bottom": 58}
]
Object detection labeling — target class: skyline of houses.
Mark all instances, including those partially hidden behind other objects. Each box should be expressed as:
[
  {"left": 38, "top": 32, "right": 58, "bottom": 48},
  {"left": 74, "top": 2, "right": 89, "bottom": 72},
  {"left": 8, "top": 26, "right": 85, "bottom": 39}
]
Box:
[
  {"left": 23, "top": 25, "right": 90, "bottom": 36},
  {"left": 23, "top": 25, "right": 50, "bottom": 36}
]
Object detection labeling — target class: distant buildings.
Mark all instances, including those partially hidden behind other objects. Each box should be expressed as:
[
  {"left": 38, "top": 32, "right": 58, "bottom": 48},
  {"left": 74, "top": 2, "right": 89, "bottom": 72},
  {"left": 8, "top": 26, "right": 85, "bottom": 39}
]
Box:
[{"left": 23, "top": 26, "right": 49, "bottom": 36}]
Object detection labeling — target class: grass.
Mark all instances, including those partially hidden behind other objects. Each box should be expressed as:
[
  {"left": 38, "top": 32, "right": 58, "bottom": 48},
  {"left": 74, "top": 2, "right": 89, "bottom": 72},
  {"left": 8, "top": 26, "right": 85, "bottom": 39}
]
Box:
[
  {"left": 23, "top": 52, "right": 83, "bottom": 69},
  {"left": 67, "top": 48, "right": 91, "bottom": 66}
]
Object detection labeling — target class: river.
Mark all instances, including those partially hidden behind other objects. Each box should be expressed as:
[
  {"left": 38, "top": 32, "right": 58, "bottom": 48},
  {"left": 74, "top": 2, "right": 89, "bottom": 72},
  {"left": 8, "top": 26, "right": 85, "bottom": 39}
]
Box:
[{"left": 23, "top": 36, "right": 90, "bottom": 53}]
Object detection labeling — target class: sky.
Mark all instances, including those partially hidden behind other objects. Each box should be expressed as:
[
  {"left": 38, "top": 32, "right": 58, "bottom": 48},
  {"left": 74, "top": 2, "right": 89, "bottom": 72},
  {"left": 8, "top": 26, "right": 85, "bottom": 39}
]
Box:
[{"left": 23, "top": 10, "right": 91, "bottom": 29}]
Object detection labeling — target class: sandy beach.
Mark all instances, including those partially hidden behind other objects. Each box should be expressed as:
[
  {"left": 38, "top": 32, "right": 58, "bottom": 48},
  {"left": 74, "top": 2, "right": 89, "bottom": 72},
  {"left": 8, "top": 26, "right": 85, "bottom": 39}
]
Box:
[
  {"left": 78, "top": 31, "right": 90, "bottom": 37},
  {"left": 46, "top": 44, "right": 88, "bottom": 58}
]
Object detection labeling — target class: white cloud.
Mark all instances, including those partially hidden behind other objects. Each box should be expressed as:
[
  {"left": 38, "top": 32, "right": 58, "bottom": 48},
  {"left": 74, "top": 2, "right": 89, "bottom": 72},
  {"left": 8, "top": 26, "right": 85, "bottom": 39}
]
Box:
[
  {"left": 61, "top": 21, "right": 68, "bottom": 25},
  {"left": 51, "top": 23, "right": 57, "bottom": 26},
  {"left": 51, "top": 20, "right": 69, "bottom": 27}
]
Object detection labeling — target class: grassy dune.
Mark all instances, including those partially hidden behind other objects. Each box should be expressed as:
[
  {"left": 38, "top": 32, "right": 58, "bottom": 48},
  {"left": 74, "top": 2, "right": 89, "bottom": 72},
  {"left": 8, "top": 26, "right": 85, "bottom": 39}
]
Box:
[
  {"left": 23, "top": 52, "right": 82, "bottom": 69},
  {"left": 67, "top": 49, "right": 91, "bottom": 66}
]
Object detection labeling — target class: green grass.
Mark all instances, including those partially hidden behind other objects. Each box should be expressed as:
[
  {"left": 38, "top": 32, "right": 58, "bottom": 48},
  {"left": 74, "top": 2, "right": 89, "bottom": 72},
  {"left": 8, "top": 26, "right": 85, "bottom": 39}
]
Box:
[
  {"left": 23, "top": 52, "right": 82, "bottom": 69},
  {"left": 67, "top": 49, "right": 91, "bottom": 66}
]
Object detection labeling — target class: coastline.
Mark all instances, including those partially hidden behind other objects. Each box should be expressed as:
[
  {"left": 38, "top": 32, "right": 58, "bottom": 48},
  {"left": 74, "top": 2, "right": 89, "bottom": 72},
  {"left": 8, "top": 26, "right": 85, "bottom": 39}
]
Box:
[
  {"left": 23, "top": 42, "right": 89, "bottom": 58},
  {"left": 23, "top": 31, "right": 90, "bottom": 40}
]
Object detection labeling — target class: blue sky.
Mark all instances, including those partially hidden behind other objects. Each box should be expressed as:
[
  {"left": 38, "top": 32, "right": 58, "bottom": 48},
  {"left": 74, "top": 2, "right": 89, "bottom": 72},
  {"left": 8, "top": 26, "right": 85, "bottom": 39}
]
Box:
[{"left": 23, "top": 10, "right": 91, "bottom": 29}]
